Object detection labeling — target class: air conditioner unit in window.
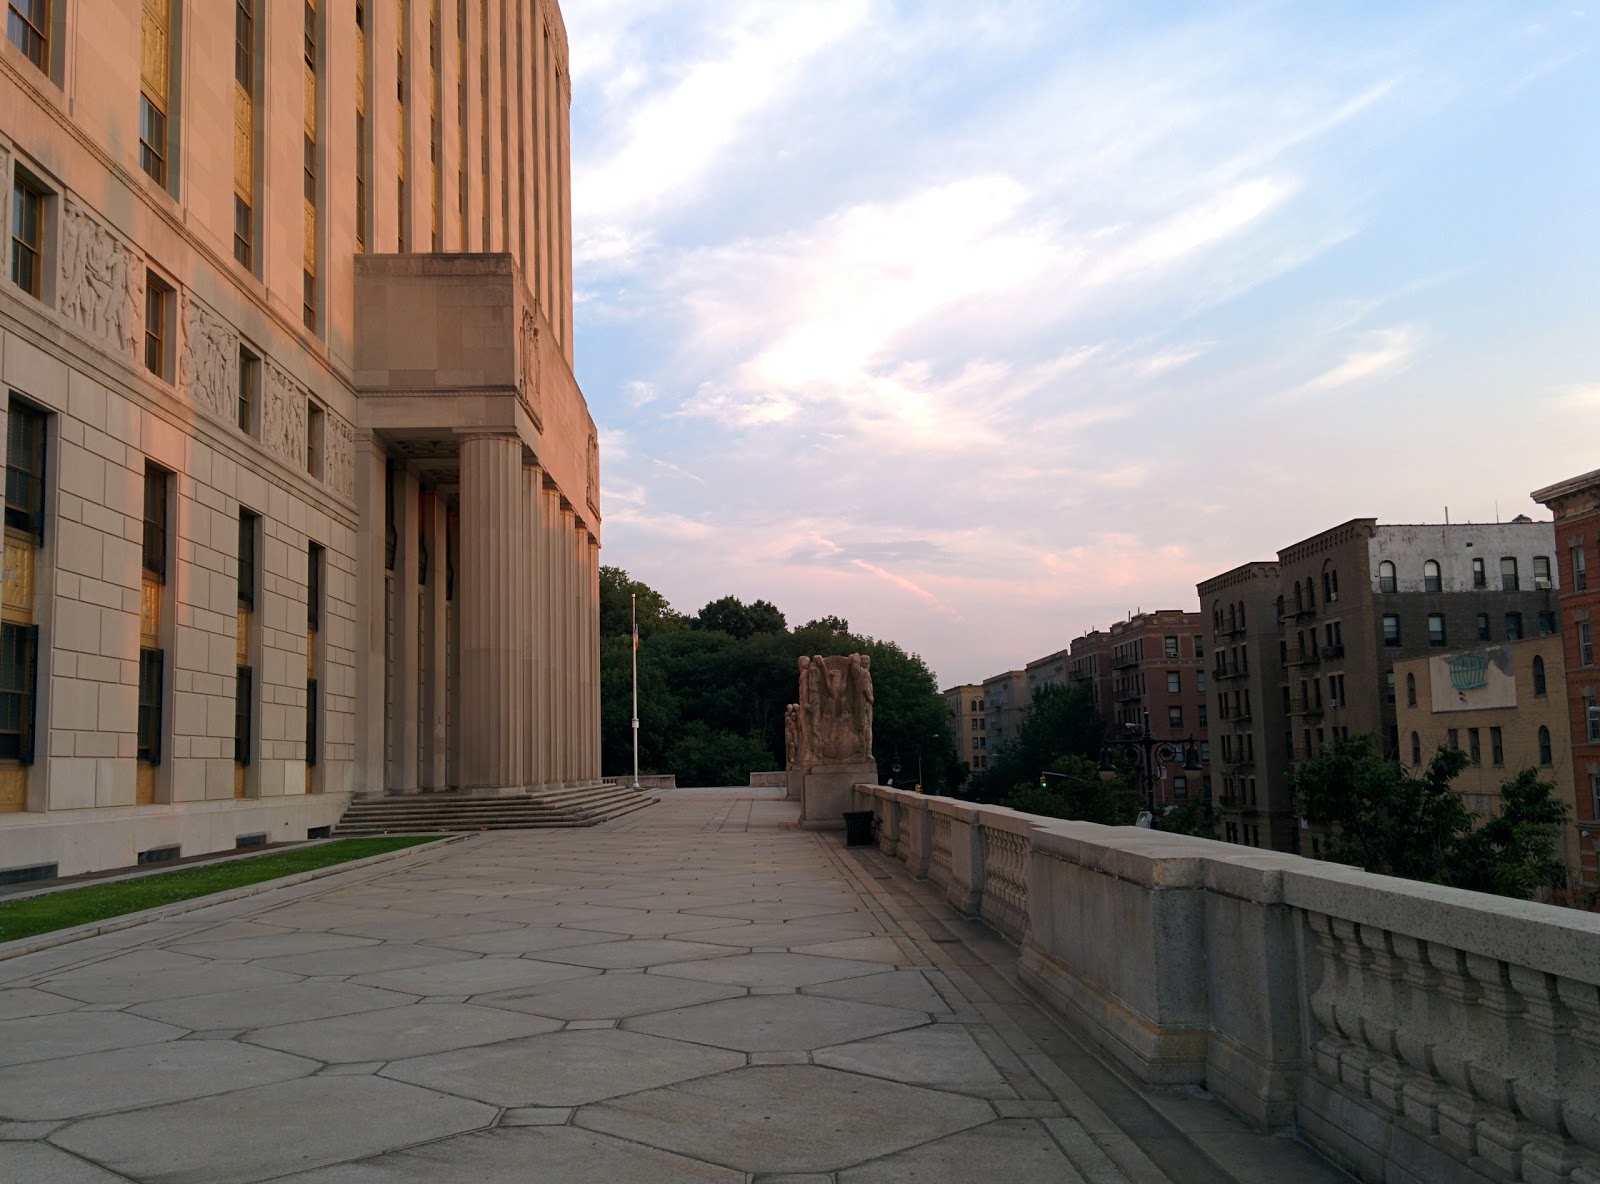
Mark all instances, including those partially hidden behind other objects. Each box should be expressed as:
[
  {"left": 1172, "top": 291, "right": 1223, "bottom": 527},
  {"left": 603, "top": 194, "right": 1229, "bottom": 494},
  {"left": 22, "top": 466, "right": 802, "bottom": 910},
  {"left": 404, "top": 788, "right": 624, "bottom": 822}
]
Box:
[{"left": 1535, "top": 578, "right": 1552, "bottom": 590}]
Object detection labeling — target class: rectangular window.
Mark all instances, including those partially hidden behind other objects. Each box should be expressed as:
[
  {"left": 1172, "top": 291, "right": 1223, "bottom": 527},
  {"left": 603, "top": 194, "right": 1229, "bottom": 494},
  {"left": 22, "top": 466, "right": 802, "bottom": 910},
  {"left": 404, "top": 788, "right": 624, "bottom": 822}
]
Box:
[
  {"left": 1428, "top": 614, "right": 1446, "bottom": 647},
  {"left": 237, "top": 509, "right": 257, "bottom": 608},
  {"left": 302, "top": 269, "right": 316, "bottom": 332},
  {"left": 1534, "top": 555, "right": 1552, "bottom": 590},
  {"left": 1589, "top": 703, "right": 1600, "bottom": 743},
  {"left": 1472, "top": 557, "right": 1486, "bottom": 589},
  {"left": 235, "top": 0, "right": 253, "bottom": 88},
  {"left": 1383, "top": 614, "right": 1401, "bottom": 646},
  {"left": 1168, "top": 706, "right": 1183, "bottom": 730},
  {"left": 0, "top": 622, "right": 39, "bottom": 764},
  {"left": 234, "top": 664, "right": 252, "bottom": 766},
  {"left": 1490, "top": 726, "right": 1503, "bottom": 766},
  {"left": 307, "top": 541, "right": 323, "bottom": 631},
  {"left": 1468, "top": 728, "right": 1481, "bottom": 765},
  {"left": 1581, "top": 622, "right": 1593, "bottom": 668},
  {"left": 306, "top": 401, "right": 324, "bottom": 477},
  {"left": 355, "top": 113, "right": 367, "bottom": 252},
  {"left": 1163, "top": 636, "right": 1179, "bottom": 659},
  {"left": 7, "top": 0, "right": 49, "bottom": 70},
  {"left": 138, "top": 95, "right": 167, "bottom": 185},
  {"left": 1477, "top": 613, "right": 1490, "bottom": 641},
  {"left": 1575, "top": 547, "right": 1588, "bottom": 592},
  {"left": 1501, "top": 557, "right": 1519, "bottom": 591},
  {"left": 5, "top": 400, "right": 47, "bottom": 541},
  {"left": 1196, "top": 672, "right": 1206, "bottom": 693},
  {"left": 10, "top": 173, "right": 44, "bottom": 298},
  {"left": 237, "top": 347, "right": 258, "bottom": 435},
  {"left": 1166, "top": 671, "right": 1180, "bottom": 694},
  {"left": 1538, "top": 610, "right": 1556, "bottom": 636},
  {"left": 142, "top": 464, "right": 168, "bottom": 581},
  {"left": 137, "top": 648, "right": 163, "bottom": 765},
  {"left": 1505, "top": 612, "right": 1524, "bottom": 641},
  {"left": 233, "top": 195, "right": 253, "bottom": 269},
  {"left": 1447, "top": 728, "right": 1459, "bottom": 751},
  {"left": 143, "top": 272, "right": 171, "bottom": 379},
  {"left": 305, "top": 675, "right": 318, "bottom": 768}
]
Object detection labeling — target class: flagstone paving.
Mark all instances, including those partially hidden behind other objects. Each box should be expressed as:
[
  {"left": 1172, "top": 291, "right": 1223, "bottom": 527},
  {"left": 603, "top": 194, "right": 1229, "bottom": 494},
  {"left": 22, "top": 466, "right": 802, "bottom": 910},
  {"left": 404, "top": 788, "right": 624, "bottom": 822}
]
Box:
[{"left": 0, "top": 786, "right": 1350, "bottom": 1183}]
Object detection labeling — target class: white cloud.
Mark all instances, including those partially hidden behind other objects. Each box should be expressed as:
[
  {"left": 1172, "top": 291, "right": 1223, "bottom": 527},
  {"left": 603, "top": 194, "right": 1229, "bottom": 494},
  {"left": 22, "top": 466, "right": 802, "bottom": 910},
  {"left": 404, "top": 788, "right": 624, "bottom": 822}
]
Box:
[{"left": 1292, "top": 325, "right": 1420, "bottom": 397}]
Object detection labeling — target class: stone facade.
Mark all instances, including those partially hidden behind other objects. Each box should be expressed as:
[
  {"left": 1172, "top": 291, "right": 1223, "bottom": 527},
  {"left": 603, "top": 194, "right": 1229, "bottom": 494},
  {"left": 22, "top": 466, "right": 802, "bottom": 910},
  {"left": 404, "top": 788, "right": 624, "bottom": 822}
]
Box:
[{"left": 0, "top": 0, "right": 597, "bottom": 876}]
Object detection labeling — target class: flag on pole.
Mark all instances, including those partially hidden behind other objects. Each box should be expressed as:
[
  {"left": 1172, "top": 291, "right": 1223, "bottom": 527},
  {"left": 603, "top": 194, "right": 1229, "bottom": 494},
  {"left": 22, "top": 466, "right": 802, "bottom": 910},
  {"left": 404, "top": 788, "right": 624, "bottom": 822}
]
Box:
[{"left": 633, "top": 622, "right": 639, "bottom": 651}]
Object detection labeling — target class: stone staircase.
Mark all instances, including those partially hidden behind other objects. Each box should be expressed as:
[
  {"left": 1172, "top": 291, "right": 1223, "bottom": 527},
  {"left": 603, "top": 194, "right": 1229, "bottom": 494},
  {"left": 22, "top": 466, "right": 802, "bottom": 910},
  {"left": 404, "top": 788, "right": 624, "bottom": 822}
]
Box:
[{"left": 332, "top": 781, "right": 659, "bottom": 835}]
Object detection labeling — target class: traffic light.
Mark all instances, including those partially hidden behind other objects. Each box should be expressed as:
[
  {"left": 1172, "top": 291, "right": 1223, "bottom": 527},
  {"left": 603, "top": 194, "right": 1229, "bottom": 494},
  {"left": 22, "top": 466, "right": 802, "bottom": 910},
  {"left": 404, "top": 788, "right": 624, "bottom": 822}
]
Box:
[{"left": 1039, "top": 774, "right": 1048, "bottom": 790}]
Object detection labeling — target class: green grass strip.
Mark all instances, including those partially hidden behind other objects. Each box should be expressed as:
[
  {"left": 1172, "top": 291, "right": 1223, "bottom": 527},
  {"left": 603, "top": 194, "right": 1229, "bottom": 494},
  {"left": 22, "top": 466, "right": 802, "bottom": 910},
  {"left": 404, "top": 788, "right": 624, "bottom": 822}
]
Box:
[{"left": 0, "top": 836, "right": 438, "bottom": 943}]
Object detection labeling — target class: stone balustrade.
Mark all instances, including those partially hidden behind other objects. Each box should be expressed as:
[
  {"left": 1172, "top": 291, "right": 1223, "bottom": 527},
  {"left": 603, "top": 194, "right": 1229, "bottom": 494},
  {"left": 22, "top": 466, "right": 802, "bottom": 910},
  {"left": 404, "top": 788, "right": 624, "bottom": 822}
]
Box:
[{"left": 851, "top": 784, "right": 1600, "bottom": 1184}]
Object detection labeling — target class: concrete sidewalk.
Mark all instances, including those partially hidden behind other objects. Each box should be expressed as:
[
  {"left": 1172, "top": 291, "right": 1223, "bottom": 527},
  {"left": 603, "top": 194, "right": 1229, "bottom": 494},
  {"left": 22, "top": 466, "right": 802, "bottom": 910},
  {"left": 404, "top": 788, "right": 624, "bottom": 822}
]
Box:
[{"left": 0, "top": 787, "right": 1347, "bottom": 1183}]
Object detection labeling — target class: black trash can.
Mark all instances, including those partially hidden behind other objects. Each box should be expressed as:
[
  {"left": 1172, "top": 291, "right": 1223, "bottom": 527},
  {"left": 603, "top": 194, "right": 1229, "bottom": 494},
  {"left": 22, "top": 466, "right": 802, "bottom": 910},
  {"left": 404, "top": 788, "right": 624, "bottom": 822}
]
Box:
[{"left": 843, "top": 810, "right": 874, "bottom": 847}]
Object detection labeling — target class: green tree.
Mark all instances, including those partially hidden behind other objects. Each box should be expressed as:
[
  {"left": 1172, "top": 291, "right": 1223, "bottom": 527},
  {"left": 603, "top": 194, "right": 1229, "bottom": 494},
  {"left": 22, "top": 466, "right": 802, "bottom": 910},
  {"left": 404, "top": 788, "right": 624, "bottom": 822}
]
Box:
[
  {"left": 1291, "top": 734, "right": 1569, "bottom": 900},
  {"left": 972, "top": 683, "right": 1106, "bottom": 804},
  {"left": 599, "top": 576, "right": 952, "bottom": 791},
  {"left": 1292, "top": 735, "right": 1471, "bottom": 883},
  {"left": 1005, "top": 755, "right": 1141, "bottom": 824},
  {"left": 1448, "top": 767, "right": 1570, "bottom": 899},
  {"left": 599, "top": 566, "right": 685, "bottom": 640}
]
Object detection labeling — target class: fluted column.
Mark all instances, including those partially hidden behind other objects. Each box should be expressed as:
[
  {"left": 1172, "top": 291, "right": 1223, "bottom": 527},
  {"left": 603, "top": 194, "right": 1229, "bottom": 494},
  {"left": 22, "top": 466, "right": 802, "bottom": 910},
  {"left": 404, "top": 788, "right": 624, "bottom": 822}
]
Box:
[
  {"left": 561, "top": 505, "right": 577, "bottom": 782},
  {"left": 459, "top": 434, "right": 527, "bottom": 790},
  {"left": 391, "top": 468, "right": 422, "bottom": 793},
  {"left": 531, "top": 464, "right": 550, "bottom": 787},
  {"left": 353, "top": 436, "right": 389, "bottom": 797},
  {"left": 421, "top": 491, "right": 448, "bottom": 789},
  {"left": 544, "top": 487, "right": 563, "bottom": 782}
]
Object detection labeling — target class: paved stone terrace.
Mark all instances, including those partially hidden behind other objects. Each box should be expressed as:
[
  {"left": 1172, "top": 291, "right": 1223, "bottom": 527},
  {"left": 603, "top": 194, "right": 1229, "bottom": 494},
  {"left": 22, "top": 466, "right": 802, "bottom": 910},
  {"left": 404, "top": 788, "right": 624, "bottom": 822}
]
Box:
[{"left": 0, "top": 788, "right": 1349, "bottom": 1183}]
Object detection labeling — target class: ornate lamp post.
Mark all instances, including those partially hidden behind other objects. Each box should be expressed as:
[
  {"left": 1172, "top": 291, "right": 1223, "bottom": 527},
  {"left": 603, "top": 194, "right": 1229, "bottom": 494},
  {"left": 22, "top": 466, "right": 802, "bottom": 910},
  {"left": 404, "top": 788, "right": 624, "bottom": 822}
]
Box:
[{"left": 1097, "top": 708, "right": 1202, "bottom": 825}]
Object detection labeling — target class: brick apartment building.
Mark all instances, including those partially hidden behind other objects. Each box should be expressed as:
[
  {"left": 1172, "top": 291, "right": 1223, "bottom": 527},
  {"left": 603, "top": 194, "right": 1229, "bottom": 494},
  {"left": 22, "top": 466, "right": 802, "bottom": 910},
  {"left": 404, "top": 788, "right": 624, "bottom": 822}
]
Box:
[
  {"left": 944, "top": 683, "right": 988, "bottom": 778},
  {"left": 1104, "top": 611, "right": 1209, "bottom": 806},
  {"left": 1198, "top": 562, "right": 1292, "bottom": 850},
  {"left": 1200, "top": 517, "right": 1560, "bottom": 854},
  {"left": 1532, "top": 469, "right": 1600, "bottom": 890}
]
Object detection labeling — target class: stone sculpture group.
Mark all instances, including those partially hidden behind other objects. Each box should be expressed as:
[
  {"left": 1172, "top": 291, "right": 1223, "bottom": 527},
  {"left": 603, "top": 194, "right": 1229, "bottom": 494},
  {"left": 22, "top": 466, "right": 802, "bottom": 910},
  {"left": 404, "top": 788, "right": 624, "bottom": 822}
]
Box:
[{"left": 787, "top": 654, "right": 875, "bottom": 828}]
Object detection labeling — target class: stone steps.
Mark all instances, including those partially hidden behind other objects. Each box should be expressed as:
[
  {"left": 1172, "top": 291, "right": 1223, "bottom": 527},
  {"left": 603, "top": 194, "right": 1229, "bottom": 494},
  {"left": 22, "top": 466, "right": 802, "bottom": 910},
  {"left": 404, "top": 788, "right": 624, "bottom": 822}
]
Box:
[{"left": 333, "top": 782, "right": 659, "bottom": 835}]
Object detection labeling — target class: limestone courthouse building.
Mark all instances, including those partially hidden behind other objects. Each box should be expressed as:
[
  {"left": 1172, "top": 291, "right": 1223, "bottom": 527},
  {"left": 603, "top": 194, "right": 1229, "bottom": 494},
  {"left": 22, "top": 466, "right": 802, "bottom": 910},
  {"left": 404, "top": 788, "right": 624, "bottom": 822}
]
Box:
[{"left": 0, "top": 0, "right": 600, "bottom": 878}]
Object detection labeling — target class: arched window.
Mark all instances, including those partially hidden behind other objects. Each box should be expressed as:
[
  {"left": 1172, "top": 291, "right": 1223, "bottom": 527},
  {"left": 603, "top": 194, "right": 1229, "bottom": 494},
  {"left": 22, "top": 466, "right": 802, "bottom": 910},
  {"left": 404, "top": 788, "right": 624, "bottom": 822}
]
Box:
[
  {"left": 1294, "top": 582, "right": 1304, "bottom": 612},
  {"left": 1238, "top": 602, "right": 1247, "bottom": 629},
  {"left": 1214, "top": 606, "right": 1223, "bottom": 631},
  {"left": 1424, "top": 560, "right": 1442, "bottom": 593},
  {"left": 1410, "top": 732, "right": 1421, "bottom": 766},
  {"left": 1406, "top": 673, "right": 1416, "bottom": 707},
  {"left": 1538, "top": 726, "right": 1552, "bottom": 766},
  {"left": 1227, "top": 604, "right": 1236, "bottom": 632},
  {"left": 1378, "top": 560, "right": 1396, "bottom": 593},
  {"left": 1275, "top": 595, "right": 1284, "bottom": 622},
  {"left": 1533, "top": 656, "right": 1547, "bottom": 696}
]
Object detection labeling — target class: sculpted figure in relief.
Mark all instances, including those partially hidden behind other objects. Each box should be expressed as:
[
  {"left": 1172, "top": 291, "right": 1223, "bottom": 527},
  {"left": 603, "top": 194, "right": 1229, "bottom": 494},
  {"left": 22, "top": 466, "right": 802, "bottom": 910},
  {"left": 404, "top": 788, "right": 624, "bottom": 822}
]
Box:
[
  {"left": 60, "top": 199, "right": 141, "bottom": 356},
  {"left": 262, "top": 364, "right": 307, "bottom": 466},
  {"left": 784, "top": 703, "right": 802, "bottom": 769},
  {"left": 798, "top": 653, "right": 873, "bottom": 764},
  {"left": 519, "top": 308, "right": 542, "bottom": 420},
  {"left": 324, "top": 412, "right": 356, "bottom": 499},
  {"left": 179, "top": 294, "right": 238, "bottom": 421}
]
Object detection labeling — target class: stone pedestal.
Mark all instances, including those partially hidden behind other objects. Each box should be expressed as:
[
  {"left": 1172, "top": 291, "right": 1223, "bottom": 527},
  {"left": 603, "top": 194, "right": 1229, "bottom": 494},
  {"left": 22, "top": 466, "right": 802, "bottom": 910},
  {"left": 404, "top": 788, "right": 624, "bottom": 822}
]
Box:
[
  {"left": 785, "top": 769, "right": 802, "bottom": 802},
  {"left": 799, "top": 762, "right": 877, "bottom": 830}
]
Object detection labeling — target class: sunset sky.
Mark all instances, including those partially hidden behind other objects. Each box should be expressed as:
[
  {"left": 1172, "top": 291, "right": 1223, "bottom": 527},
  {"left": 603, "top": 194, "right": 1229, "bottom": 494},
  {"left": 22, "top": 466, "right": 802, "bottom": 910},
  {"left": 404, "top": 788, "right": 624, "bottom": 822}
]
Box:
[{"left": 563, "top": 0, "right": 1599, "bottom": 688}]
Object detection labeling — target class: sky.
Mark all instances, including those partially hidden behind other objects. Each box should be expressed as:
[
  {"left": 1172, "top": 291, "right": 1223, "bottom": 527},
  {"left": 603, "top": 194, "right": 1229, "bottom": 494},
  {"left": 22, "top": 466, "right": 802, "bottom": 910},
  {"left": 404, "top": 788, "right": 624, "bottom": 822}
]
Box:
[{"left": 562, "top": 0, "right": 1600, "bottom": 689}]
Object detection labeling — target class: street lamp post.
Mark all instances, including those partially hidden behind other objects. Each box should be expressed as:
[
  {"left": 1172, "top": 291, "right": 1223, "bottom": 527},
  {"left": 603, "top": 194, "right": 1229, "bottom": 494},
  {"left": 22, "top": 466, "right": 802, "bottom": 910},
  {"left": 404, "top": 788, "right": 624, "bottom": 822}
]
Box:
[{"left": 1097, "top": 708, "right": 1202, "bottom": 826}]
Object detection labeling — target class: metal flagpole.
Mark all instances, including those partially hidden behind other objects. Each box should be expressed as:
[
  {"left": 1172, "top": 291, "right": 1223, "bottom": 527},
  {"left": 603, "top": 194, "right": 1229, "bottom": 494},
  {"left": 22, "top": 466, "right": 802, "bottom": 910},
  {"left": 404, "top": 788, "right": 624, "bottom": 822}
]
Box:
[{"left": 631, "top": 593, "right": 641, "bottom": 789}]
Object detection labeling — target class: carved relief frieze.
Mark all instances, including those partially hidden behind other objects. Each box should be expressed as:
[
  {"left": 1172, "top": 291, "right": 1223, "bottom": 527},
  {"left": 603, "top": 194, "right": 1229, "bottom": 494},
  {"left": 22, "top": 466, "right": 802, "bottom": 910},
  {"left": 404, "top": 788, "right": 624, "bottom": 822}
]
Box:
[
  {"left": 586, "top": 425, "right": 599, "bottom": 518},
  {"left": 324, "top": 410, "right": 356, "bottom": 500},
  {"left": 178, "top": 292, "right": 239, "bottom": 423},
  {"left": 519, "top": 307, "right": 543, "bottom": 423},
  {"left": 262, "top": 362, "right": 306, "bottom": 468},
  {"left": 60, "top": 197, "right": 143, "bottom": 359}
]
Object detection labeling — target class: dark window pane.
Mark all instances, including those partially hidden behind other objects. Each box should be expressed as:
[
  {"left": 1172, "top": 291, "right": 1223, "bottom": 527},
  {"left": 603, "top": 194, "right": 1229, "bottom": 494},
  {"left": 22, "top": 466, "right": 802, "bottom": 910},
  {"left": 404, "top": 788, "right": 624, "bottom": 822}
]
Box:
[{"left": 138, "top": 648, "right": 164, "bottom": 765}]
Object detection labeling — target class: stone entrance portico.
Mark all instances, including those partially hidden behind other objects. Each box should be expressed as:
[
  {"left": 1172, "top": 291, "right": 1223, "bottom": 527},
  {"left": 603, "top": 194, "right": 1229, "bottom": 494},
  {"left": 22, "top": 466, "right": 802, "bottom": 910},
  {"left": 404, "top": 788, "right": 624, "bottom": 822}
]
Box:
[{"left": 352, "top": 255, "right": 600, "bottom": 797}]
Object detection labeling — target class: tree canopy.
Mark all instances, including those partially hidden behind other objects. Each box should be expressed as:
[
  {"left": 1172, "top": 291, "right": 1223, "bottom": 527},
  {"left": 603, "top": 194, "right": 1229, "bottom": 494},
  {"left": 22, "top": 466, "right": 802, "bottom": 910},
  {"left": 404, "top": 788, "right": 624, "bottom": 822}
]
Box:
[
  {"left": 600, "top": 567, "right": 953, "bottom": 790},
  {"left": 1291, "top": 734, "right": 1570, "bottom": 900}
]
